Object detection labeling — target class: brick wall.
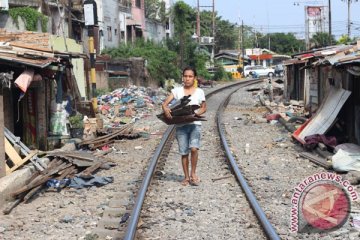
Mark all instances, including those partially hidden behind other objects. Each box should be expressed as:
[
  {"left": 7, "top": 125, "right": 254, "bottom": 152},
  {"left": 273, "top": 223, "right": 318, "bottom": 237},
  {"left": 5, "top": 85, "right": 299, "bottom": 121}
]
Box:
[{"left": 0, "top": 28, "right": 50, "bottom": 50}]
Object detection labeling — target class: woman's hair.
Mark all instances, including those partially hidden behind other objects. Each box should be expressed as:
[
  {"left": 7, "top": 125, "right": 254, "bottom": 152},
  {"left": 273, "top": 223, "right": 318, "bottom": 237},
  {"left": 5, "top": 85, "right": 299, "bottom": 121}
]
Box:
[{"left": 182, "top": 66, "right": 197, "bottom": 77}]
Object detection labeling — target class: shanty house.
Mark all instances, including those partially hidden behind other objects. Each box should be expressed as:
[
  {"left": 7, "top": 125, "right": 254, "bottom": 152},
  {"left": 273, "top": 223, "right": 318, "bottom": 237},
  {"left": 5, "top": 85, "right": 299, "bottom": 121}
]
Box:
[
  {"left": 284, "top": 42, "right": 360, "bottom": 145},
  {"left": 0, "top": 30, "right": 87, "bottom": 151}
]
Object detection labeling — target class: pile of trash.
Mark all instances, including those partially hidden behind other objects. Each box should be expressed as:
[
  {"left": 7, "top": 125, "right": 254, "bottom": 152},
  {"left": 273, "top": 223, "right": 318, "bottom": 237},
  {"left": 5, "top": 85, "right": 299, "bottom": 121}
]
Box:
[
  {"left": 249, "top": 78, "right": 306, "bottom": 125},
  {"left": 97, "top": 85, "right": 168, "bottom": 127}
]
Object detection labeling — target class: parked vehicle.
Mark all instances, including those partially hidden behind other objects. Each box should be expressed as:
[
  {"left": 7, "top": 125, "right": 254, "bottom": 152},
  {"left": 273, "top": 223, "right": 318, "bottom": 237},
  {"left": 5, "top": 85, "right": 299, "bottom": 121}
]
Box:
[{"left": 243, "top": 65, "right": 275, "bottom": 77}]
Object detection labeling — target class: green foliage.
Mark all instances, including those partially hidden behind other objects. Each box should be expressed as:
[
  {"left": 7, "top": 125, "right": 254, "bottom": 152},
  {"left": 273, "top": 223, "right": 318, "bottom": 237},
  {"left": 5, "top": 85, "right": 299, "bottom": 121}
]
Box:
[
  {"left": 215, "top": 19, "right": 237, "bottom": 52},
  {"left": 9, "top": 7, "right": 48, "bottom": 32},
  {"left": 199, "top": 11, "right": 237, "bottom": 53},
  {"left": 258, "top": 32, "right": 305, "bottom": 55},
  {"left": 145, "top": 0, "right": 168, "bottom": 22},
  {"left": 104, "top": 40, "right": 180, "bottom": 84},
  {"left": 310, "top": 32, "right": 336, "bottom": 49},
  {"left": 69, "top": 113, "right": 84, "bottom": 129},
  {"left": 173, "top": 1, "right": 196, "bottom": 68},
  {"left": 158, "top": 1, "right": 168, "bottom": 23},
  {"left": 241, "top": 25, "right": 259, "bottom": 49},
  {"left": 145, "top": 0, "right": 159, "bottom": 19},
  {"left": 95, "top": 88, "right": 110, "bottom": 97},
  {"left": 213, "top": 64, "right": 230, "bottom": 81},
  {"left": 191, "top": 49, "right": 211, "bottom": 79},
  {"left": 172, "top": 1, "right": 195, "bottom": 37},
  {"left": 337, "top": 35, "right": 352, "bottom": 45}
]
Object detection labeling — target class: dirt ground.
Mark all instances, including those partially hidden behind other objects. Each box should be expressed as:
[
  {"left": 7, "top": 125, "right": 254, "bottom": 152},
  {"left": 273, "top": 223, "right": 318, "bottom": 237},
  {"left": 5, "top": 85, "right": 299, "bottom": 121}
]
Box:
[{"left": 0, "top": 82, "right": 359, "bottom": 240}]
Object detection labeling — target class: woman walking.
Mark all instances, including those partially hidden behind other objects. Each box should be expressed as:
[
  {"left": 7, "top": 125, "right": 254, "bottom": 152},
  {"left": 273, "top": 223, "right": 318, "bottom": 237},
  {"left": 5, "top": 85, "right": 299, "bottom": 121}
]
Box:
[{"left": 162, "top": 66, "right": 207, "bottom": 186}]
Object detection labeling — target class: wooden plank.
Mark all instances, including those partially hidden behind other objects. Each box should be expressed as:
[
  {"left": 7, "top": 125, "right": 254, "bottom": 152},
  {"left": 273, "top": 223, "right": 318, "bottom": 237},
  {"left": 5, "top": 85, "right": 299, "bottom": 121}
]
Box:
[
  {"left": 89, "top": 140, "right": 115, "bottom": 150},
  {"left": 23, "top": 185, "right": 43, "bottom": 203},
  {"left": 0, "top": 92, "right": 5, "bottom": 177},
  {"left": 5, "top": 136, "right": 38, "bottom": 174},
  {"left": 79, "top": 161, "right": 105, "bottom": 178},
  {"left": 5, "top": 138, "right": 23, "bottom": 169},
  {"left": 80, "top": 123, "right": 134, "bottom": 145},
  {"left": 299, "top": 152, "right": 332, "bottom": 169},
  {"left": 24, "top": 165, "right": 75, "bottom": 203},
  {"left": 11, "top": 162, "right": 71, "bottom": 197},
  {"left": 3, "top": 193, "right": 26, "bottom": 215}
]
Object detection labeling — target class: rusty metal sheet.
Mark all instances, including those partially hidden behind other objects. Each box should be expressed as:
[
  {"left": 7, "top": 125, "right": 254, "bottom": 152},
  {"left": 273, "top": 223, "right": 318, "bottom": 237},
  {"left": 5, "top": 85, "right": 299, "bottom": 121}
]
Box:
[
  {"left": 0, "top": 52, "right": 56, "bottom": 68},
  {"left": 283, "top": 59, "right": 308, "bottom": 66}
]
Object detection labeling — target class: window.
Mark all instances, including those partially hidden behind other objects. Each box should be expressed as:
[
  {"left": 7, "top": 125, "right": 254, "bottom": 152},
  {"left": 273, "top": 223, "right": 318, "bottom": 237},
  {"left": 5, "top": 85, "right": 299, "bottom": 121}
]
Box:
[
  {"left": 107, "top": 26, "right": 112, "bottom": 41},
  {"left": 114, "top": 29, "right": 118, "bottom": 36},
  {"left": 136, "top": 0, "right": 141, "bottom": 8}
]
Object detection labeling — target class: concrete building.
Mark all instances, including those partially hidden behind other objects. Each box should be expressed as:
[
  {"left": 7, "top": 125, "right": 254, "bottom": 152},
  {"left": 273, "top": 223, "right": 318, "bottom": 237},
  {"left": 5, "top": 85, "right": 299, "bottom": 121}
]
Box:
[
  {"left": 95, "top": 0, "right": 121, "bottom": 51},
  {"left": 145, "top": 0, "right": 174, "bottom": 43},
  {"left": 119, "top": 0, "right": 132, "bottom": 44}
]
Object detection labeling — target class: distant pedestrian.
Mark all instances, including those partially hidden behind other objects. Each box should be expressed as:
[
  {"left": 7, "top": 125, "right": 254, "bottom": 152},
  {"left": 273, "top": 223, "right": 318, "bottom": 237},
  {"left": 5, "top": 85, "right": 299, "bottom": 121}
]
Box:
[{"left": 162, "top": 66, "right": 207, "bottom": 186}]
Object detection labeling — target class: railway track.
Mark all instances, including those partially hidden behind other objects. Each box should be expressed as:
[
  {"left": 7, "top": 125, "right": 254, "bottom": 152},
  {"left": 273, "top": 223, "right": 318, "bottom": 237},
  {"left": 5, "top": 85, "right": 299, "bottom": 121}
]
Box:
[{"left": 97, "top": 79, "right": 280, "bottom": 239}]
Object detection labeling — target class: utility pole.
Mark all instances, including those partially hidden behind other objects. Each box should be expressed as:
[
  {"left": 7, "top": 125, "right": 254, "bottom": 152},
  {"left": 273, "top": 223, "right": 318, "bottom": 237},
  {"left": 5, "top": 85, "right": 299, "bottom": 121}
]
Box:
[
  {"left": 68, "top": 0, "right": 72, "bottom": 38},
  {"left": 328, "top": 0, "right": 332, "bottom": 44},
  {"left": 242, "top": 20, "right": 245, "bottom": 65},
  {"left": 197, "top": 0, "right": 200, "bottom": 43},
  {"left": 84, "top": 0, "right": 98, "bottom": 112},
  {"left": 238, "top": 22, "right": 241, "bottom": 67},
  {"left": 343, "top": 0, "right": 359, "bottom": 38},
  {"left": 196, "top": 0, "right": 216, "bottom": 65},
  {"left": 211, "top": 0, "right": 215, "bottom": 66},
  {"left": 347, "top": 0, "right": 351, "bottom": 37}
]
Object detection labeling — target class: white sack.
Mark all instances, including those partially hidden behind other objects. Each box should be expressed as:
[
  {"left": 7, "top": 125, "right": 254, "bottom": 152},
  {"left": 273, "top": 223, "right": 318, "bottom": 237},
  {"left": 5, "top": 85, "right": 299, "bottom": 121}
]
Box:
[{"left": 332, "top": 149, "right": 360, "bottom": 172}]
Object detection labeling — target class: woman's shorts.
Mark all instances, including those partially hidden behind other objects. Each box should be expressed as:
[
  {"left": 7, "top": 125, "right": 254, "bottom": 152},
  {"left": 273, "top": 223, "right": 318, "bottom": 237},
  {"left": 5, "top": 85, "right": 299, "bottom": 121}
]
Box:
[{"left": 175, "top": 124, "right": 201, "bottom": 155}]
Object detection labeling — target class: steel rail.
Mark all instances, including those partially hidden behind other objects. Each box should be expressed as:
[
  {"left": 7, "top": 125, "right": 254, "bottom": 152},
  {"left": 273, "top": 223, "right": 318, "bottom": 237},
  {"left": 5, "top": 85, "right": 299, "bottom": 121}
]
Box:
[
  {"left": 124, "top": 78, "right": 265, "bottom": 240},
  {"left": 216, "top": 82, "right": 281, "bottom": 240}
]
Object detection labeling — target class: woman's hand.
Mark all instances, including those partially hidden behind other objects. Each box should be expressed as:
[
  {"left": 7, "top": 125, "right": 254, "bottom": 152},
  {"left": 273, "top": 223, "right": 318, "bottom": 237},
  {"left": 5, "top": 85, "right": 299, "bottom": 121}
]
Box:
[
  {"left": 163, "top": 107, "right": 172, "bottom": 119},
  {"left": 162, "top": 93, "right": 175, "bottom": 119}
]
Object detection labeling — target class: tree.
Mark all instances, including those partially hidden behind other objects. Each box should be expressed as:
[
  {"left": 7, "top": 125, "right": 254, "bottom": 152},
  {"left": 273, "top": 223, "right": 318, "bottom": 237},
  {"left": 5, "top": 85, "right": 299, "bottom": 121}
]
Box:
[
  {"left": 145, "top": 0, "right": 169, "bottom": 23},
  {"left": 337, "top": 34, "right": 352, "bottom": 45},
  {"left": 215, "top": 19, "right": 237, "bottom": 52},
  {"left": 258, "top": 33, "right": 305, "bottom": 55},
  {"left": 199, "top": 11, "right": 237, "bottom": 53},
  {"left": 310, "top": 32, "right": 336, "bottom": 49},
  {"left": 172, "top": 1, "right": 195, "bottom": 68},
  {"left": 104, "top": 40, "right": 180, "bottom": 84},
  {"left": 213, "top": 64, "right": 231, "bottom": 81}
]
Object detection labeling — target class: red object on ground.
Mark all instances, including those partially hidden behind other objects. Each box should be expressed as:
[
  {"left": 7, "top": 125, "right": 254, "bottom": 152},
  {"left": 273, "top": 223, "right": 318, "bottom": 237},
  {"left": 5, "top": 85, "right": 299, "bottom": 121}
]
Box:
[
  {"left": 102, "top": 145, "right": 110, "bottom": 151},
  {"left": 266, "top": 113, "right": 281, "bottom": 121},
  {"left": 292, "top": 118, "right": 312, "bottom": 144}
]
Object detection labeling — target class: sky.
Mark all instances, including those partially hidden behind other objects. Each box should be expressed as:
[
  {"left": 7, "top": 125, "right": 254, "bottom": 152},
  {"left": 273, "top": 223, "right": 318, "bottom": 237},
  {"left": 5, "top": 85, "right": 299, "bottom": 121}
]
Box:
[{"left": 182, "top": 0, "right": 360, "bottom": 39}]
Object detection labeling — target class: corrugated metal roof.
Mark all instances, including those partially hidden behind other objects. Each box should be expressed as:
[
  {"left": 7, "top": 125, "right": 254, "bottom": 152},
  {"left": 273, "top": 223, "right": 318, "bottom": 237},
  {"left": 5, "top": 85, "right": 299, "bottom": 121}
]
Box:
[
  {"left": 334, "top": 54, "right": 360, "bottom": 66},
  {"left": 287, "top": 44, "right": 360, "bottom": 66},
  {"left": 283, "top": 59, "right": 308, "bottom": 65},
  {"left": 0, "top": 52, "right": 56, "bottom": 68}
]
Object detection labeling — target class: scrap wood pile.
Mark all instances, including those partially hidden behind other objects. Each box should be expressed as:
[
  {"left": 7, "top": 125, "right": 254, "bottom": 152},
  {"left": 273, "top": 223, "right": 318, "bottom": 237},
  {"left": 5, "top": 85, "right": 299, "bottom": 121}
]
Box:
[
  {"left": 157, "top": 95, "right": 206, "bottom": 125},
  {"left": 3, "top": 151, "right": 114, "bottom": 215},
  {"left": 80, "top": 122, "right": 139, "bottom": 150}
]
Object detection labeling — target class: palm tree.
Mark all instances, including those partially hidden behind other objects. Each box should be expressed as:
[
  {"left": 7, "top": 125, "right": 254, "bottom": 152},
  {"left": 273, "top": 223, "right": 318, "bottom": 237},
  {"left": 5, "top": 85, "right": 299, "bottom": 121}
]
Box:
[{"left": 310, "top": 32, "right": 335, "bottom": 48}]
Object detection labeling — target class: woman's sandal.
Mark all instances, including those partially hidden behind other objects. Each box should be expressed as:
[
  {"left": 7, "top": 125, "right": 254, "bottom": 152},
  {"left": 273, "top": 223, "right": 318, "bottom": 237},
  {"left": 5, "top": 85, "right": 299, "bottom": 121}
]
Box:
[
  {"left": 190, "top": 176, "right": 201, "bottom": 186},
  {"left": 181, "top": 179, "right": 190, "bottom": 186}
]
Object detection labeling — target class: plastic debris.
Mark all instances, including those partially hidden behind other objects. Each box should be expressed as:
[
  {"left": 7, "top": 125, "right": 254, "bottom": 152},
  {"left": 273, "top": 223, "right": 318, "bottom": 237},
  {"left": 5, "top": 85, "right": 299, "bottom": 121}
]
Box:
[
  {"left": 97, "top": 85, "right": 168, "bottom": 128},
  {"left": 46, "top": 179, "right": 71, "bottom": 190}
]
